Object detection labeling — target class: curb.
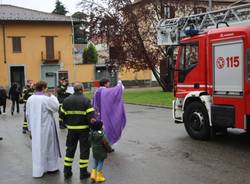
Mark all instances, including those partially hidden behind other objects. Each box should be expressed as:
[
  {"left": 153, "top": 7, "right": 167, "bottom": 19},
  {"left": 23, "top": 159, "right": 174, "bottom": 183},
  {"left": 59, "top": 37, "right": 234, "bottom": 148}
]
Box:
[{"left": 125, "top": 102, "right": 172, "bottom": 109}]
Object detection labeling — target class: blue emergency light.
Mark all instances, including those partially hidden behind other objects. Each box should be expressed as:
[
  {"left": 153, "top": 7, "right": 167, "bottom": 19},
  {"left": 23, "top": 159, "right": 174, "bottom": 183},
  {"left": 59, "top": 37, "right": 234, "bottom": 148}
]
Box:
[{"left": 184, "top": 29, "right": 199, "bottom": 36}]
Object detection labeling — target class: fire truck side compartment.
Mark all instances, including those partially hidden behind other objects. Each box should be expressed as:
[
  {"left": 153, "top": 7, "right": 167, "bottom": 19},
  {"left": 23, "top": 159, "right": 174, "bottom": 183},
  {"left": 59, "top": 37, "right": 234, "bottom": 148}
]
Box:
[{"left": 211, "top": 105, "right": 235, "bottom": 127}]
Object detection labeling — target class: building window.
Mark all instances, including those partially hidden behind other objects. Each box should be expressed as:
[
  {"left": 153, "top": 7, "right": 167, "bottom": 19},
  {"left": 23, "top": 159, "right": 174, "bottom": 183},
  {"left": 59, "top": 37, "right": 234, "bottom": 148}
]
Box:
[
  {"left": 12, "top": 37, "right": 22, "bottom": 53},
  {"left": 163, "top": 5, "right": 175, "bottom": 18},
  {"left": 193, "top": 7, "right": 207, "bottom": 14},
  {"left": 45, "top": 36, "right": 55, "bottom": 59},
  {"left": 247, "top": 48, "right": 250, "bottom": 81}
]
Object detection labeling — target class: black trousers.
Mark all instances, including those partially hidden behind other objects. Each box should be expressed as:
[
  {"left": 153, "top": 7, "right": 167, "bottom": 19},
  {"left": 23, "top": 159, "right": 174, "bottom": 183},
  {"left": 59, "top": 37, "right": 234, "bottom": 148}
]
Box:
[
  {"left": 23, "top": 103, "right": 28, "bottom": 130},
  {"left": 0, "top": 100, "right": 6, "bottom": 114},
  {"left": 11, "top": 99, "right": 19, "bottom": 114},
  {"left": 64, "top": 130, "right": 90, "bottom": 174}
]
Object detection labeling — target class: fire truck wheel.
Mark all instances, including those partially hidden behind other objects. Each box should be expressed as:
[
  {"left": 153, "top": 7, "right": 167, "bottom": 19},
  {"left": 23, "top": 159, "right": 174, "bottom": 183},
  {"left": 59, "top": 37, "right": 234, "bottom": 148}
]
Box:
[{"left": 184, "top": 101, "right": 210, "bottom": 140}]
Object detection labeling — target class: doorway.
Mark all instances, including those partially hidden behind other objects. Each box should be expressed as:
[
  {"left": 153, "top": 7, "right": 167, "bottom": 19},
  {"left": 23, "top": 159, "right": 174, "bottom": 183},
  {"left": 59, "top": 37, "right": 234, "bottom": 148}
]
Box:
[{"left": 10, "top": 66, "right": 25, "bottom": 88}]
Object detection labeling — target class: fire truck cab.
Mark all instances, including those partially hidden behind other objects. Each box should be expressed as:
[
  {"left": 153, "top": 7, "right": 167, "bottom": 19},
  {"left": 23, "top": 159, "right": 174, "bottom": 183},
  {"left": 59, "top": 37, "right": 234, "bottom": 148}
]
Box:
[{"left": 173, "top": 26, "right": 250, "bottom": 140}]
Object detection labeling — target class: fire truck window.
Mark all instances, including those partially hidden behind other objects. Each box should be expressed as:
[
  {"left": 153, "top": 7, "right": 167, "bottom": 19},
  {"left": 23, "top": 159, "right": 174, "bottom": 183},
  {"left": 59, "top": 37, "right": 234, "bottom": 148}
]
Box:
[
  {"left": 247, "top": 48, "right": 250, "bottom": 81},
  {"left": 179, "top": 43, "right": 198, "bottom": 82}
]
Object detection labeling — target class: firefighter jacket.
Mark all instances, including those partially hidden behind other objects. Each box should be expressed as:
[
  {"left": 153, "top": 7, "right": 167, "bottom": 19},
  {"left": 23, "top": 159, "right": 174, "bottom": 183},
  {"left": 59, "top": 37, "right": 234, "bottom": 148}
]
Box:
[
  {"left": 57, "top": 84, "right": 70, "bottom": 104},
  {"left": 89, "top": 130, "right": 112, "bottom": 160},
  {"left": 22, "top": 86, "right": 34, "bottom": 103},
  {"left": 60, "top": 92, "right": 95, "bottom": 130}
]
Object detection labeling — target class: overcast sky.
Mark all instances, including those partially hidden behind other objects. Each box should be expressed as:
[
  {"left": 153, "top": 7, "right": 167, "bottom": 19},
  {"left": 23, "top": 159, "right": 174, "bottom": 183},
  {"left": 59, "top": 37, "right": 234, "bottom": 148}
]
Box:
[{"left": 0, "top": 0, "right": 82, "bottom": 15}]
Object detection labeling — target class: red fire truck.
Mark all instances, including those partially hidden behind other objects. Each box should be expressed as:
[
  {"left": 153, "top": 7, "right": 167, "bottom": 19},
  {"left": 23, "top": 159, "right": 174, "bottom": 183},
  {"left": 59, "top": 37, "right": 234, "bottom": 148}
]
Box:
[{"left": 157, "top": 3, "right": 250, "bottom": 139}]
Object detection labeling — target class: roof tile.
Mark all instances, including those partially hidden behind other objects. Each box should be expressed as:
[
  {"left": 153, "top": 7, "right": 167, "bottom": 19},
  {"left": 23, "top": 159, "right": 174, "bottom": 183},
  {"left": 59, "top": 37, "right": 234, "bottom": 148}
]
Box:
[{"left": 0, "top": 4, "right": 73, "bottom": 22}]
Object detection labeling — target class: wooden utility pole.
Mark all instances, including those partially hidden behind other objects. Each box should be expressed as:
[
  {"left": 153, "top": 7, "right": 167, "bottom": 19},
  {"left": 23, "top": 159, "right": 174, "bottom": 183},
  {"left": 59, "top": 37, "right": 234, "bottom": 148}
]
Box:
[{"left": 209, "top": 0, "right": 212, "bottom": 11}]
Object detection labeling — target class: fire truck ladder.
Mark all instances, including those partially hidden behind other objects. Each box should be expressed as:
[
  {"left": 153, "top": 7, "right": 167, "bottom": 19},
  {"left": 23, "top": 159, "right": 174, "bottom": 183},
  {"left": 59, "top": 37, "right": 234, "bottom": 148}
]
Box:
[{"left": 157, "top": 3, "right": 250, "bottom": 45}]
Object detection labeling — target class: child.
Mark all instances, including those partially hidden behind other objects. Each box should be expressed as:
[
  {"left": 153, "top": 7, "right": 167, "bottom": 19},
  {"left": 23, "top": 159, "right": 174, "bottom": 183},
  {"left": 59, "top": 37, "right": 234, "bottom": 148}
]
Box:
[{"left": 90, "top": 121, "right": 112, "bottom": 183}]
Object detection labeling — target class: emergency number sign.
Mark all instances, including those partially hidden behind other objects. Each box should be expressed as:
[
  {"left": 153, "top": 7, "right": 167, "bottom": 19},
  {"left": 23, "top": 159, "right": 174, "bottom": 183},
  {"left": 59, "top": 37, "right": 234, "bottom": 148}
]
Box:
[{"left": 213, "top": 40, "right": 243, "bottom": 94}]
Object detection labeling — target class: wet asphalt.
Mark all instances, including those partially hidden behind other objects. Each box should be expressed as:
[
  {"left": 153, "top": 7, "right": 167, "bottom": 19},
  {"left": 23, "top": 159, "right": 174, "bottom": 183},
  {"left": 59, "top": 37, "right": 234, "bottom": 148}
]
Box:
[{"left": 1, "top": 103, "right": 250, "bottom": 184}]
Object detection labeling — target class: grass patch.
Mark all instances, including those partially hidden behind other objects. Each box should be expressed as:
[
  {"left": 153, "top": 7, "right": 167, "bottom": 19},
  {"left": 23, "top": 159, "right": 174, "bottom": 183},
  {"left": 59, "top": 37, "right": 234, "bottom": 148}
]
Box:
[
  {"left": 85, "top": 87, "right": 173, "bottom": 108},
  {"left": 84, "top": 91, "right": 92, "bottom": 99},
  {"left": 123, "top": 88, "right": 173, "bottom": 108}
]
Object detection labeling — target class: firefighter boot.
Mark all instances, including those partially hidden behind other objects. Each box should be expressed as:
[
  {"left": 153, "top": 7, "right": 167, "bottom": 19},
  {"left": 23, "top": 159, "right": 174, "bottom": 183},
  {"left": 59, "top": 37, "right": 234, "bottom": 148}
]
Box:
[
  {"left": 64, "top": 167, "right": 73, "bottom": 179},
  {"left": 80, "top": 168, "right": 90, "bottom": 180},
  {"left": 90, "top": 169, "right": 97, "bottom": 182},
  {"left": 96, "top": 171, "right": 106, "bottom": 183},
  {"left": 22, "top": 121, "right": 28, "bottom": 134}
]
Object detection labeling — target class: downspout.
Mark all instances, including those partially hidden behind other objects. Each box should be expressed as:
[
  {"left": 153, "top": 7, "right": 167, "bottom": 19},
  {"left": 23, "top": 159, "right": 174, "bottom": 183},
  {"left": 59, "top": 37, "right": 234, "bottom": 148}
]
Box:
[
  {"left": 2, "top": 23, "right": 6, "bottom": 64},
  {"left": 70, "top": 16, "right": 76, "bottom": 82}
]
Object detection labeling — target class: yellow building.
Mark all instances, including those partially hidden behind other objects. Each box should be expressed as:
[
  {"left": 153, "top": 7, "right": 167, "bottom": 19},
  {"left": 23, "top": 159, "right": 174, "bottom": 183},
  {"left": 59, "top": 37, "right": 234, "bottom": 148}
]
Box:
[
  {"left": 0, "top": 5, "right": 81, "bottom": 88},
  {"left": 0, "top": 5, "right": 152, "bottom": 89}
]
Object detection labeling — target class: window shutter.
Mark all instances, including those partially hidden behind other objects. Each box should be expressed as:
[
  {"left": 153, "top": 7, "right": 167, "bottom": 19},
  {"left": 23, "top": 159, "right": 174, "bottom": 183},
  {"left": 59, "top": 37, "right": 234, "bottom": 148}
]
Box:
[
  {"left": 12, "top": 37, "right": 21, "bottom": 52},
  {"left": 45, "top": 36, "right": 54, "bottom": 59}
]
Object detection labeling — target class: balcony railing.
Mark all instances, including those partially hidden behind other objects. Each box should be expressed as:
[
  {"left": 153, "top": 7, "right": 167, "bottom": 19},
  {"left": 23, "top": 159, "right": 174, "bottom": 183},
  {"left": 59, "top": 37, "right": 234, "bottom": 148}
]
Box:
[{"left": 41, "top": 51, "right": 61, "bottom": 63}]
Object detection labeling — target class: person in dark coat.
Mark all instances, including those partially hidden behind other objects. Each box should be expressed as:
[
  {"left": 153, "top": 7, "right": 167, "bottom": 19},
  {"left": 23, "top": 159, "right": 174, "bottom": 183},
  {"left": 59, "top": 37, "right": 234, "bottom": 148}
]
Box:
[
  {"left": 89, "top": 121, "right": 112, "bottom": 183},
  {"left": 61, "top": 82, "right": 95, "bottom": 180},
  {"left": 57, "top": 78, "right": 70, "bottom": 129},
  {"left": 0, "top": 86, "right": 7, "bottom": 115},
  {"left": 9, "top": 82, "right": 21, "bottom": 115},
  {"left": 22, "top": 80, "right": 34, "bottom": 134}
]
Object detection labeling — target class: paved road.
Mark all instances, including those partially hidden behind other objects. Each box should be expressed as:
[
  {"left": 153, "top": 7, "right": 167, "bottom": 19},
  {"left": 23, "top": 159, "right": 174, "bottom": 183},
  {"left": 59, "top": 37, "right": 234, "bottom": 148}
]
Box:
[{"left": 1, "top": 104, "right": 250, "bottom": 184}]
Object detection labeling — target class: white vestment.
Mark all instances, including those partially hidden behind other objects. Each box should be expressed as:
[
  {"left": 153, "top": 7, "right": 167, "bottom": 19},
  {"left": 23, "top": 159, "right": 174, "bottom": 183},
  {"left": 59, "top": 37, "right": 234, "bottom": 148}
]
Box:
[{"left": 26, "top": 94, "right": 61, "bottom": 177}]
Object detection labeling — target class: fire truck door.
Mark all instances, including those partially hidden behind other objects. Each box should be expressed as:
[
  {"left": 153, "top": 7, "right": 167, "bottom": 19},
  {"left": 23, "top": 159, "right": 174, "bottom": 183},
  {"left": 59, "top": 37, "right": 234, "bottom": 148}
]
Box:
[
  {"left": 176, "top": 40, "right": 207, "bottom": 97},
  {"left": 212, "top": 39, "right": 245, "bottom": 129},
  {"left": 213, "top": 40, "right": 244, "bottom": 95}
]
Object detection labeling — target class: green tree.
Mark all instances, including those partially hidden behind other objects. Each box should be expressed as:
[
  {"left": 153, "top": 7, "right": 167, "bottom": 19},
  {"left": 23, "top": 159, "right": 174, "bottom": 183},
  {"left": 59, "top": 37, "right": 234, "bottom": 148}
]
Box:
[
  {"left": 87, "top": 43, "right": 98, "bottom": 64},
  {"left": 82, "top": 43, "right": 98, "bottom": 64},
  {"left": 82, "top": 47, "right": 88, "bottom": 64},
  {"left": 52, "top": 0, "right": 68, "bottom": 15}
]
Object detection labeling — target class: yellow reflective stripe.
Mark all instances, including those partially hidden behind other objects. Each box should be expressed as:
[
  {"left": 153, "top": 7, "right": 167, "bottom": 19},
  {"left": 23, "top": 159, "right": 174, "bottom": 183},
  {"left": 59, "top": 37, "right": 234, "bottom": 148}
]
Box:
[
  {"left": 86, "top": 107, "right": 94, "bottom": 114},
  {"left": 79, "top": 159, "right": 89, "bottom": 164},
  {"left": 67, "top": 125, "right": 89, "bottom": 130},
  {"left": 59, "top": 118, "right": 63, "bottom": 121},
  {"left": 61, "top": 107, "right": 94, "bottom": 115},
  {"left": 64, "top": 162, "right": 72, "bottom": 166},
  {"left": 23, "top": 125, "right": 28, "bottom": 128},
  {"left": 79, "top": 164, "right": 88, "bottom": 168},
  {"left": 60, "top": 106, "right": 66, "bottom": 114},
  {"left": 64, "top": 111, "right": 86, "bottom": 115},
  {"left": 64, "top": 157, "right": 74, "bottom": 162}
]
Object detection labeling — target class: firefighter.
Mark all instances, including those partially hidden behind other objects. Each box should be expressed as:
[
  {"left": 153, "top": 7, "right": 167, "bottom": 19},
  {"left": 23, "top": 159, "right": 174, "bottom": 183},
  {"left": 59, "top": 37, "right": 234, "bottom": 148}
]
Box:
[
  {"left": 61, "top": 82, "right": 95, "bottom": 180},
  {"left": 22, "top": 80, "right": 34, "bottom": 134},
  {"left": 57, "top": 78, "right": 70, "bottom": 129}
]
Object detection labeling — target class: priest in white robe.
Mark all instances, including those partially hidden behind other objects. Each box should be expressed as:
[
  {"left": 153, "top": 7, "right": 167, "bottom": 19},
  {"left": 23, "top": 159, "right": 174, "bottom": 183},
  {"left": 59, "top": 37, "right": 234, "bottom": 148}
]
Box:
[{"left": 26, "top": 81, "right": 61, "bottom": 178}]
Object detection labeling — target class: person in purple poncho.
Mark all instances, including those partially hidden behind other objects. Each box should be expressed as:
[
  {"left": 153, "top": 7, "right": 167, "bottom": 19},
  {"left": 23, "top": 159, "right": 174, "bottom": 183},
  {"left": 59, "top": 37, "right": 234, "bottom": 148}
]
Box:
[{"left": 92, "top": 78, "right": 126, "bottom": 146}]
